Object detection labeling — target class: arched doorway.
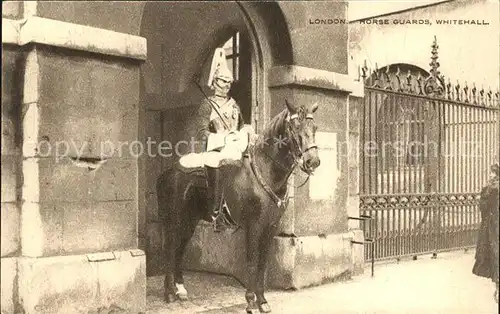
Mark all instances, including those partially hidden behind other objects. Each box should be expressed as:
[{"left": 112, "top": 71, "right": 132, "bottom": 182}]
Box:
[{"left": 137, "top": 1, "right": 263, "bottom": 276}]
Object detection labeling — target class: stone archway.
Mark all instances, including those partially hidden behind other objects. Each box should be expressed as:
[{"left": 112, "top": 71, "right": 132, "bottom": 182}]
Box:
[{"left": 136, "top": 1, "right": 294, "bottom": 278}]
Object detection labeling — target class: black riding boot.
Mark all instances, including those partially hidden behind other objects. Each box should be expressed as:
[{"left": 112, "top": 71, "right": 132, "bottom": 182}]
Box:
[{"left": 205, "top": 166, "right": 223, "bottom": 223}]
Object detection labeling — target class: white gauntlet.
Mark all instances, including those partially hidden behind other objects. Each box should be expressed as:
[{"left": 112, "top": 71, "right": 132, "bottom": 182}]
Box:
[{"left": 206, "top": 132, "right": 227, "bottom": 151}]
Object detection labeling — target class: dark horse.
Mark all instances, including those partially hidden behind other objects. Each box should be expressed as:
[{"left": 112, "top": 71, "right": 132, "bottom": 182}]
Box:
[{"left": 156, "top": 99, "right": 320, "bottom": 313}]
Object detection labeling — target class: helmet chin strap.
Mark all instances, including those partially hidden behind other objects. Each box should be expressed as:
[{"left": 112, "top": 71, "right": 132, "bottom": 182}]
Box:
[
  {"left": 214, "top": 89, "right": 229, "bottom": 97},
  {"left": 213, "top": 81, "right": 230, "bottom": 98}
]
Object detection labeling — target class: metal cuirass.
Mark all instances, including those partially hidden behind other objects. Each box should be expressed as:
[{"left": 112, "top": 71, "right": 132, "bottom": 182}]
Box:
[{"left": 209, "top": 97, "right": 240, "bottom": 133}]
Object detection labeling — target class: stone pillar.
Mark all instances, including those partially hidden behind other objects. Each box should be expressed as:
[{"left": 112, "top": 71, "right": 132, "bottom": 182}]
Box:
[
  {"left": 260, "top": 0, "right": 366, "bottom": 289},
  {"left": 347, "top": 90, "right": 366, "bottom": 275},
  {"left": 2, "top": 8, "right": 147, "bottom": 313},
  {"left": 266, "top": 66, "right": 365, "bottom": 289},
  {"left": 2, "top": 10, "right": 23, "bottom": 314}
]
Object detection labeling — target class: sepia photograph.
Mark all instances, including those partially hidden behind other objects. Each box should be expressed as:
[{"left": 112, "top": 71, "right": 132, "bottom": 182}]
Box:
[{"left": 1, "top": 0, "right": 499, "bottom": 313}]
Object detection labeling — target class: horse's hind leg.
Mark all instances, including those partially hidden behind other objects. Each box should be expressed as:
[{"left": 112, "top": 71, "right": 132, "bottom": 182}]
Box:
[
  {"left": 158, "top": 172, "right": 181, "bottom": 303},
  {"left": 173, "top": 211, "right": 200, "bottom": 301},
  {"left": 162, "top": 216, "right": 178, "bottom": 303}
]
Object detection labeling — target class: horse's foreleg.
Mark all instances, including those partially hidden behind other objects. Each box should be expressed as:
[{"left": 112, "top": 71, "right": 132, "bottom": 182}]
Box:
[
  {"left": 245, "top": 223, "right": 263, "bottom": 314},
  {"left": 255, "top": 224, "right": 277, "bottom": 313}
]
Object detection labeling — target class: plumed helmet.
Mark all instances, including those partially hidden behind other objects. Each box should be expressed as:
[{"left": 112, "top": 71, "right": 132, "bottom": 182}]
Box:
[{"left": 207, "top": 48, "right": 233, "bottom": 88}]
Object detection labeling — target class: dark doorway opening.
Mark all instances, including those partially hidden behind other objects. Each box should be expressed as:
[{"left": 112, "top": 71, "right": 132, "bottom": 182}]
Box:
[{"left": 139, "top": 1, "right": 259, "bottom": 277}]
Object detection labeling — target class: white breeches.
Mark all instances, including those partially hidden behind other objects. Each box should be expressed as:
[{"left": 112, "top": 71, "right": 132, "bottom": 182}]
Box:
[{"left": 179, "top": 126, "right": 255, "bottom": 168}]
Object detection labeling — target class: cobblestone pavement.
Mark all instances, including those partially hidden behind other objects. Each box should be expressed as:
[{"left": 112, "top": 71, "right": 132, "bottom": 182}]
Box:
[{"left": 147, "top": 250, "right": 499, "bottom": 314}]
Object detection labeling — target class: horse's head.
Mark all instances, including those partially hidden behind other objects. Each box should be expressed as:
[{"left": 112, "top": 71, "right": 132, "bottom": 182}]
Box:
[{"left": 284, "top": 99, "right": 321, "bottom": 175}]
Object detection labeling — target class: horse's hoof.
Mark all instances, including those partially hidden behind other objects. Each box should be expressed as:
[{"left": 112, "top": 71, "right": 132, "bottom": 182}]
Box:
[
  {"left": 164, "top": 293, "right": 176, "bottom": 303},
  {"left": 258, "top": 302, "right": 272, "bottom": 313},
  {"left": 175, "top": 283, "right": 189, "bottom": 301},
  {"left": 246, "top": 309, "right": 259, "bottom": 314},
  {"left": 176, "top": 292, "right": 189, "bottom": 301}
]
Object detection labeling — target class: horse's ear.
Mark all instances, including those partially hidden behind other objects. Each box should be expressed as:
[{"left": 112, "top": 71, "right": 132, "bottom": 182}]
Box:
[
  {"left": 311, "top": 102, "right": 319, "bottom": 113},
  {"left": 285, "top": 99, "right": 296, "bottom": 114}
]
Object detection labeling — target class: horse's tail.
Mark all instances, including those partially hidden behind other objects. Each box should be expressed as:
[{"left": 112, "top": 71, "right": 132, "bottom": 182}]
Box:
[
  {"left": 156, "top": 164, "right": 183, "bottom": 278},
  {"left": 156, "top": 165, "right": 177, "bottom": 222}
]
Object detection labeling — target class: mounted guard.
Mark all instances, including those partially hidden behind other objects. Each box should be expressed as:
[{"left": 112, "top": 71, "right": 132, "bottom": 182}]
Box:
[
  {"left": 158, "top": 66, "right": 321, "bottom": 310},
  {"left": 180, "top": 47, "right": 255, "bottom": 226}
]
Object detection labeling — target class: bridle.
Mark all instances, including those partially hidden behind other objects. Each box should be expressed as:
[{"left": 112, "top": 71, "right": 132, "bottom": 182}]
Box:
[
  {"left": 249, "top": 110, "right": 318, "bottom": 209},
  {"left": 286, "top": 112, "right": 318, "bottom": 168}
]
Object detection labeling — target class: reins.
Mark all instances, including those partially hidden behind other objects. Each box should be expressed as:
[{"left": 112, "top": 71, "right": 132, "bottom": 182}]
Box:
[
  {"left": 259, "top": 146, "right": 310, "bottom": 190},
  {"left": 248, "top": 111, "right": 317, "bottom": 209},
  {"left": 249, "top": 146, "right": 291, "bottom": 209}
]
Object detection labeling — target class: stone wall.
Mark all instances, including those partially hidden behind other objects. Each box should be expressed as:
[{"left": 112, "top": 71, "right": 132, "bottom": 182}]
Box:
[
  {"left": 2, "top": 2, "right": 148, "bottom": 312},
  {"left": 22, "top": 46, "right": 139, "bottom": 255},
  {"left": 17, "top": 45, "right": 146, "bottom": 314},
  {"left": 1, "top": 44, "right": 23, "bottom": 314}
]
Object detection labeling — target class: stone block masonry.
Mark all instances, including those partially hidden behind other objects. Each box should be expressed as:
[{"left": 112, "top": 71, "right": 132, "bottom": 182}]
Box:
[
  {"left": 17, "top": 251, "right": 146, "bottom": 314},
  {"left": 2, "top": 11, "right": 148, "bottom": 313},
  {"left": 2, "top": 45, "right": 23, "bottom": 314}
]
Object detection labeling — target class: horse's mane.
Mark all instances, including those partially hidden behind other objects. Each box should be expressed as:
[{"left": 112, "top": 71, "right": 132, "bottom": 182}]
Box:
[{"left": 262, "top": 109, "right": 288, "bottom": 141}]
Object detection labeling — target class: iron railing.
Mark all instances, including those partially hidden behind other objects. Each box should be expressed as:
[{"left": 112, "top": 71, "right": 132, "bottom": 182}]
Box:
[{"left": 358, "top": 37, "right": 499, "bottom": 261}]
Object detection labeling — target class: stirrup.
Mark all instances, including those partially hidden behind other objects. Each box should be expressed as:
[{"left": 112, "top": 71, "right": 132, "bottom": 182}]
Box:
[
  {"left": 211, "top": 205, "right": 224, "bottom": 232},
  {"left": 212, "top": 217, "right": 223, "bottom": 232},
  {"left": 212, "top": 202, "right": 239, "bottom": 233}
]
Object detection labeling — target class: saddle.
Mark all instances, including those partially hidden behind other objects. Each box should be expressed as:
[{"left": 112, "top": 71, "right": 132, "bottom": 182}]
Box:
[
  {"left": 176, "top": 162, "right": 206, "bottom": 176},
  {"left": 176, "top": 162, "right": 207, "bottom": 188}
]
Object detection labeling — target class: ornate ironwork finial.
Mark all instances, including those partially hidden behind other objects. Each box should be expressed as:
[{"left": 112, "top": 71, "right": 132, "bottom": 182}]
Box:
[
  {"left": 480, "top": 85, "right": 485, "bottom": 105},
  {"left": 384, "top": 65, "right": 391, "bottom": 90},
  {"left": 406, "top": 69, "right": 413, "bottom": 93},
  {"left": 446, "top": 78, "right": 452, "bottom": 100},
  {"left": 472, "top": 83, "right": 477, "bottom": 104},
  {"left": 464, "top": 81, "right": 469, "bottom": 103},
  {"left": 372, "top": 63, "right": 381, "bottom": 88},
  {"left": 429, "top": 36, "right": 440, "bottom": 79},
  {"left": 395, "top": 66, "right": 403, "bottom": 92},
  {"left": 416, "top": 72, "right": 424, "bottom": 95},
  {"left": 361, "top": 60, "right": 368, "bottom": 82},
  {"left": 424, "top": 36, "right": 444, "bottom": 97}
]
